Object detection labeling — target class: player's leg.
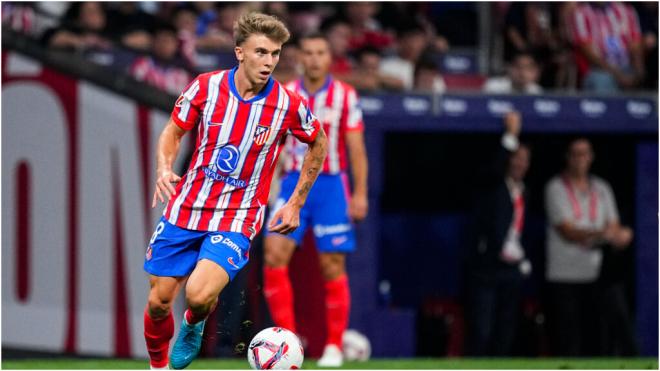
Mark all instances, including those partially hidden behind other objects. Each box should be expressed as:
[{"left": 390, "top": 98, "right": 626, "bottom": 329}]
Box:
[
  {"left": 144, "top": 275, "right": 186, "bottom": 370},
  {"left": 262, "top": 172, "right": 309, "bottom": 333},
  {"left": 170, "top": 232, "right": 251, "bottom": 369},
  {"left": 143, "top": 217, "right": 204, "bottom": 370},
  {"left": 317, "top": 252, "right": 350, "bottom": 366},
  {"left": 312, "top": 174, "right": 356, "bottom": 367},
  {"left": 263, "top": 234, "right": 298, "bottom": 332}
]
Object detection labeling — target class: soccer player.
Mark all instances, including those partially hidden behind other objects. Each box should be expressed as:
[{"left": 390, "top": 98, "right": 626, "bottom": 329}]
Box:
[
  {"left": 142, "top": 13, "right": 328, "bottom": 370},
  {"left": 262, "top": 32, "right": 369, "bottom": 367}
]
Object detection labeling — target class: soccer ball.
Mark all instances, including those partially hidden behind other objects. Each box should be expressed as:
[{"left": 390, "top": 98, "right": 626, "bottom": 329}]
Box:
[
  {"left": 342, "top": 329, "right": 371, "bottom": 361},
  {"left": 247, "top": 327, "right": 304, "bottom": 370}
]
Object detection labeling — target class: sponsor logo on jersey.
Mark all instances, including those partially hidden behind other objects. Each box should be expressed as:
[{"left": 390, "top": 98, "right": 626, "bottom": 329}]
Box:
[
  {"left": 207, "top": 121, "right": 223, "bottom": 127},
  {"left": 314, "top": 223, "right": 352, "bottom": 237},
  {"left": 216, "top": 145, "right": 239, "bottom": 173},
  {"left": 204, "top": 145, "right": 247, "bottom": 187},
  {"left": 254, "top": 125, "right": 271, "bottom": 146},
  {"left": 145, "top": 246, "right": 153, "bottom": 260},
  {"left": 210, "top": 235, "right": 225, "bottom": 244}
]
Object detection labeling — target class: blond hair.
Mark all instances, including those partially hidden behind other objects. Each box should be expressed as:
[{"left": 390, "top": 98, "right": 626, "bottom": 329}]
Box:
[{"left": 234, "top": 12, "right": 290, "bottom": 46}]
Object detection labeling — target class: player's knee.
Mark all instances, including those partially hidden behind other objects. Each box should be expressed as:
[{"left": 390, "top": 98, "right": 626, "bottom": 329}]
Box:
[
  {"left": 264, "top": 239, "right": 291, "bottom": 268},
  {"left": 147, "top": 296, "right": 173, "bottom": 319},
  {"left": 185, "top": 288, "right": 216, "bottom": 311},
  {"left": 319, "top": 253, "right": 346, "bottom": 280},
  {"left": 320, "top": 260, "right": 345, "bottom": 281}
]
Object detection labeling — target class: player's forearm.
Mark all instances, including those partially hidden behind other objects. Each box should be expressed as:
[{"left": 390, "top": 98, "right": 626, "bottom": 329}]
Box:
[
  {"left": 288, "top": 129, "right": 328, "bottom": 208},
  {"left": 348, "top": 136, "right": 368, "bottom": 197},
  {"left": 156, "top": 120, "right": 185, "bottom": 173},
  {"left": 556, "top": 223, "right": 603, "bottom": 246}
]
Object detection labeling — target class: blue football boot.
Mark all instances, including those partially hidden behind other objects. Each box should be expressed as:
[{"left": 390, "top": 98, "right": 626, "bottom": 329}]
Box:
[{"left": 170, "top": 318, "right": 206, "bottom": 369}]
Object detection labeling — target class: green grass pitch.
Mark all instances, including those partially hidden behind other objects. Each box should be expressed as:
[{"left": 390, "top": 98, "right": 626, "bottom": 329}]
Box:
[{"left": 2, "top": 358, "right": 658, "bottom": 369}]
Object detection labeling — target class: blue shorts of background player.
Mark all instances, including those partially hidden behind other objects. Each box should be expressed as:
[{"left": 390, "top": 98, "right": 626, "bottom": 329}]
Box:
[
  {"left": 144, "top": 217, "right": 250, "bottom": 281},
  {"left": 267, "top": 171, "right": 356, "bottom": 252}
]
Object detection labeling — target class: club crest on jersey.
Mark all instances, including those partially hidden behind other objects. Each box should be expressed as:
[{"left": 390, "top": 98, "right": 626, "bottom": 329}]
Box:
[{"left": 253, "top": 125, "right": 271, "bottom": 146}]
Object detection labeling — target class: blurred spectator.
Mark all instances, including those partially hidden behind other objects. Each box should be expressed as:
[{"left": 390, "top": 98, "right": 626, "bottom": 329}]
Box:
[
  {"left": 172, "top": 6, "right": 199, "bottom": 67},
  {"left": 193, "top": 3, "right": 236, "bottom": 50},
  {"left": 344, "top": 46, "right": 400, "bottom": 92},
  {"left": 41, "top": 2, "right": 114, "bottom": 51},
  {"left": 2, "top": 2, "right": 37, "bottom": 35},
  {"left": 129, "top": 24, "right": 191, "bottom": 95},
  {"left": 544, "top": 138, "right": 634, "bottom": 356},
  {"left": 483, "top": 51, "right": 542, "bottom": 94},
  {"left": 379, "top": 22, "right": 429, "bottom": 91},
  {"left": 344, "top": 2, "right": 394, "bottom": 51},
  {"left": 105, "top": 2, "right": 157, "bottom": 51},
  {"left": 413, "top": 57, "right": 446, "bottom": 94},
  {"left": 568, "top": 2, "right": 645, "bottom": 92},
  {"left": 633, "top": 2, "right": 658, "bottom": 90},
  {"left": 272, "top": 39, "right": 300, "bottom": 84},
  {"left": 504, "top": 3, "right": 556, "bottom": 63},
  {"left": 322, "top": 18, "right": 354, "bottom": 77},
  {"left": 428, "top": 2, "right": 479, "bottom": 47},
  {"left": 465, "top": 111, "right": 532, "bottom": 356},
  {"left": 503, "top": 3, "right": 568, "bottom": 89}
]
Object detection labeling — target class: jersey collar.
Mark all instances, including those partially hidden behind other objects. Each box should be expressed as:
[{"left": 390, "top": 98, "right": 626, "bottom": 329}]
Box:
[
  {"left": 229, "top": 66, "right": 275, "bottom": 103},
  {"left": 299, "top": 75, "right": 332, "bottom": 97}
]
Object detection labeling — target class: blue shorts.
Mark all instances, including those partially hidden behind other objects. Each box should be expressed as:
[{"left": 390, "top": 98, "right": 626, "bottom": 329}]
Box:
[
  {"left": 267, "top": 172, "right": 355, "bottom": 253},
  {"left": 143, "top": 217, "right": 250, "bottom": 281}
]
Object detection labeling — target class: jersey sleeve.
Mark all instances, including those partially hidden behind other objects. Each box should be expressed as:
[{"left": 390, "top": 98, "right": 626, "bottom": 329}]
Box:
[
  {"left": 171, "top": 75, "right": 205, "bottom": 131},
  {"left": 288, "top": 96, "right": 321, "bottom": 144},
  {"left": 345, "top": 87, "right": 364, "bottom": 132}
]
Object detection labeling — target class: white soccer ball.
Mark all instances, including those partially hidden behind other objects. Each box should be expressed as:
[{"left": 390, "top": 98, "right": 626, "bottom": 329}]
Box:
[
  {"left": 247, "top": 327, "right": 304, "bottom": 370},
  {"left": 342, "top": 329, "right": 371, "bottom": 361}
]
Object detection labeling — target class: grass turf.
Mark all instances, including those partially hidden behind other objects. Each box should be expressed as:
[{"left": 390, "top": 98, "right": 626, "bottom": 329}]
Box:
[{"left": 2, "top": 358, "right": 658, "bottom": 369}]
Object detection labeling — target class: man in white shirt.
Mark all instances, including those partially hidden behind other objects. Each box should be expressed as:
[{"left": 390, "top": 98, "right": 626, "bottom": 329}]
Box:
[
  {"left": 483, "top": 51, "right": 543, "bottom": 94},
  {"left": 544, "top": 138, "right": 633, "bottom": 356}
]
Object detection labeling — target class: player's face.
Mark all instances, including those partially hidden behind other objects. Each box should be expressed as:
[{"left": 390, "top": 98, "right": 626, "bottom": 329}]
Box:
[
  {"left": 235, "top": 34, "right": 282, "bottom": 86},
  {"left": 300, "top": 38, "right": 332, "bottom": 81},
  {"left": 567, "top": 140, "right": 594, "bottom": 176}
]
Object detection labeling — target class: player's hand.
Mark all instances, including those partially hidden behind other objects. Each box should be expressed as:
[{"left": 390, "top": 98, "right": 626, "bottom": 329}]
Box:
[
  {"left": 268, "top": 202, "right": 301, "bottom": 234},
  {"left": 349, "top": 194, "right": 369, "bottom": 222},
  {"left": 504, "top": 111, "right": 522, "bottom": 137},
  {"left": 152, "top": 169, "right": 181, "bottom": 208}
]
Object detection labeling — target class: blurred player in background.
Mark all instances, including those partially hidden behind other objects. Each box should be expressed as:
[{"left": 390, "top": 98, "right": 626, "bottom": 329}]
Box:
[
  {"left": 263, "top": 32, "right": 369, "bottom": 367},
  {"left": 143, "top": 13, "right": 327, "bottom": 370}
]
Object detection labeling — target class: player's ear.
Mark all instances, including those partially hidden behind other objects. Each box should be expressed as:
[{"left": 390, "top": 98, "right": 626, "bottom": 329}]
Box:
[{"left": 235, "top": 46, "right": 244, "bottom": 63}]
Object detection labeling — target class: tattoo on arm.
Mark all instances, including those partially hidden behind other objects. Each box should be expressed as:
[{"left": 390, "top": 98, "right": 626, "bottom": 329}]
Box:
[{"left": 292, "top": 130, "right": 328, "bottom": 204}]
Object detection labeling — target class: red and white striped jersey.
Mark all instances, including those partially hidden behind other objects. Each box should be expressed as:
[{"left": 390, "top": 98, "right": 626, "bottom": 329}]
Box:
[
  {"left": 282, "top": 77, "right": 363, "bottom": 175},
  {"left": 569, "top": 3, "right": 642, "bottom": 75},
  {"left": 164, "top": 67, "right": 321, "bottom": 238}
]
